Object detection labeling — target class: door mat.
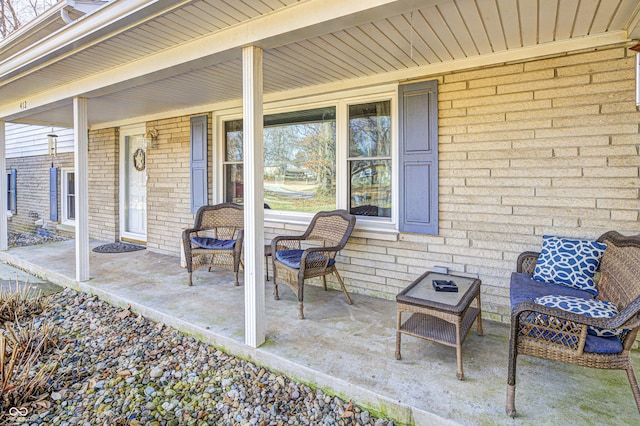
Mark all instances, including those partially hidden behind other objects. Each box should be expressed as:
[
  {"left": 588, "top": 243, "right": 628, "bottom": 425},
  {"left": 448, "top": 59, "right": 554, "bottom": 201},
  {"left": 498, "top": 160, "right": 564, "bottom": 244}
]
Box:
[{"left": 92, "top": 242, "right": 146, "bottom": 253}]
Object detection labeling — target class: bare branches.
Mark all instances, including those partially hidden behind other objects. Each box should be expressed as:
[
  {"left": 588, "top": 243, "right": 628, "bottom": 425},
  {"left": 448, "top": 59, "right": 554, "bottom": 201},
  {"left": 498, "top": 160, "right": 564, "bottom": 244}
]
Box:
[{"left": 1, "top": 0, "right": 58, "bottom": 39}]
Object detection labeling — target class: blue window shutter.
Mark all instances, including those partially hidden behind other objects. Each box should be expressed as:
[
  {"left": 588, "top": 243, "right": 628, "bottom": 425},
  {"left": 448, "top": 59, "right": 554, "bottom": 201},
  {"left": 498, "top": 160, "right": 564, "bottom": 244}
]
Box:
[
  {"left": 398, "top": 80, "right": 438, "bottom": 234},
  {"left": 8, "top": 169, "right": 17, "bottom": 215},
  {"left": 50, "top": 167, "right": 58, "bottom": 221},
  {"left": 190, "top": 115, "right": 208, "bottom": 213}
]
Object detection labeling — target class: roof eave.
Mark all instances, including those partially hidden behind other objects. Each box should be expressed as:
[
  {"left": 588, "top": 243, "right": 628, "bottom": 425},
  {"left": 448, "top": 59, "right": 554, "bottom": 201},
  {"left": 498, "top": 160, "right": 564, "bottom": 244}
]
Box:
[{"left": 0, "top": 0, "right": 108, "bottom": 63}]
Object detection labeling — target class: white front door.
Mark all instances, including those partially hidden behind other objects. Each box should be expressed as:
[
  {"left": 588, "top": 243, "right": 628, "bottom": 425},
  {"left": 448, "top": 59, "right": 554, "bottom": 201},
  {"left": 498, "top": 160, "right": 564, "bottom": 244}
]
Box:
[{"left": 120, "top": 126, "right": 147, "bottom": 242}]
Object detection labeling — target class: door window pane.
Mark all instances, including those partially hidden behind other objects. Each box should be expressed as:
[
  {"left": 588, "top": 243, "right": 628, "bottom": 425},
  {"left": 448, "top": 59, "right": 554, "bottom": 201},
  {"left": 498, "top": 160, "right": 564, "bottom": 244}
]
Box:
[{"left": 348, "top": 101, "right": 391, "bottom": 217}]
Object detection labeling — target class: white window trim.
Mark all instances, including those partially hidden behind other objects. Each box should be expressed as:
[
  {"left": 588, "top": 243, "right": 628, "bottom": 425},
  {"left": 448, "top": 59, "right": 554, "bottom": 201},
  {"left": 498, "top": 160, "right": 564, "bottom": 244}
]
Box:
[
  {"left": 6, "top": 171, "right": 14, "bottom": 217},
  {"left": 213, "top": 85, "right": 398, "bottom": 232},
  {"left": 61, "top": 167, "right": 75, "bottom": 226}
]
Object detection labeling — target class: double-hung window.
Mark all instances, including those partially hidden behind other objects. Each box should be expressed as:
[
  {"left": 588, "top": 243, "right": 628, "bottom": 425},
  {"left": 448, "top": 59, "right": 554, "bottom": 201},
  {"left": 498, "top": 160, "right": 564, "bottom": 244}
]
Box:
[
  {"left": 61, "top": 169, "right": 75, "bottom": 224},
  {"left": 7, "top": 169, "right": 16, "bottom": 215},
  {"left": 348, "top": 101, "right": 391, "bottom": 218}
]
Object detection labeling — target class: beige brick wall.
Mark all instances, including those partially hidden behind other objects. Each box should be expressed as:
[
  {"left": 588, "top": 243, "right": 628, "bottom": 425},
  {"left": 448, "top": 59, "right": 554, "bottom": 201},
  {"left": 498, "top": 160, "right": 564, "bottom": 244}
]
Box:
[
  {"left": 88, "top": 128, "right": 119, "bottom": 241},
  {"left": 261, "top": 44, "right": 639, "bottom": 323},
  {"left": 6, "top": 153, "right": 74, "bottom": 234},
  {"left": 333, "top": 44, "right": 639, "bottom": 323},
  {"left": 86, "top": 44, "right": 638, "bottom": 324},
  {"left": 145, "top": 114, "right": 212, "bottom": 256}
]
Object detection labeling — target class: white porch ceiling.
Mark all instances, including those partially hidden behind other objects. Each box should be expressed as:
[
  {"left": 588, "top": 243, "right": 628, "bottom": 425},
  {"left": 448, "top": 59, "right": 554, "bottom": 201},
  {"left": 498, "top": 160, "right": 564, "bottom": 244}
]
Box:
[{"left": 1, "top": 0, "right": 639, "bottom": 127}]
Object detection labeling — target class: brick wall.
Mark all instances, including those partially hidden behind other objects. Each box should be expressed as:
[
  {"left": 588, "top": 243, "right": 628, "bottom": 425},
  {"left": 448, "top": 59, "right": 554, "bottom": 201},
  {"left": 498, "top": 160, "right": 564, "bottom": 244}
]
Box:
[
  {"left": 88, "top": 128, "right": 119, "bottom": 241},
  {"left": 88, "top": 44, "right": 638, "bottom": 323},
  {"left": 6, "top": 153, "right": 74, "bottom": 234},
  {"left": 145, "top": 114, "right": 212, "bottom": 256},
  {"left": 336, "top": 44, "right": 640, "bottom": 322}
]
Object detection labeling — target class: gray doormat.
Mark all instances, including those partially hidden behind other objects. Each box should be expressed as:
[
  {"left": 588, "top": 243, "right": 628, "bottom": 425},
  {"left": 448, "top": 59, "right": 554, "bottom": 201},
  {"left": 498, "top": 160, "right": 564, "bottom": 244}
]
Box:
[{"left": 92, "top": 242, "right": 146, "bottom": 253}]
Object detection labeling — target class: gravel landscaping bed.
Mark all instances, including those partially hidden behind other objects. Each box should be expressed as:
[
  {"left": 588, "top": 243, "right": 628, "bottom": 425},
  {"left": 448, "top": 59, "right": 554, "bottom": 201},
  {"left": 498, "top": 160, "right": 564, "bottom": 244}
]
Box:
[
  {"left": 4, "top": 288, "right": 394, "bottom": 426},
  {"left": 8, "top": 231, "right": 69, "bottom": 248}
]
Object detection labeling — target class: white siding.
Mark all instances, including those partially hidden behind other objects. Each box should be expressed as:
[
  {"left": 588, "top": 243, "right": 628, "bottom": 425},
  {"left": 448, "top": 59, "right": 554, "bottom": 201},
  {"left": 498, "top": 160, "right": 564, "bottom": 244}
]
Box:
[{"left": 5, "top": 123, "right": 74, "bottom": 158}]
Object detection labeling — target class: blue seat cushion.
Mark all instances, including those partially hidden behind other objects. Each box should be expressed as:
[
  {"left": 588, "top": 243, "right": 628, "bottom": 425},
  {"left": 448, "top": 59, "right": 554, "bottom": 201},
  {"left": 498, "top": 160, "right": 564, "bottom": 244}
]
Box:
[
  {"left": 275, "top": 249, "right": 335, "bottom": 269},
  {"left": 510, "top": 273, "right": 623, "bottom": 354},
  {"left": 510, "top": 272, "right": 594, "bottom": 309},
  {"left": 583, "top": 335, "right": 623, "bottom": 354},
  {"left": 191, "top": 237, "right": 236, "bottom": 250},
  {"left": 534, "top": 295, "right": 626, "bottom": 338}
]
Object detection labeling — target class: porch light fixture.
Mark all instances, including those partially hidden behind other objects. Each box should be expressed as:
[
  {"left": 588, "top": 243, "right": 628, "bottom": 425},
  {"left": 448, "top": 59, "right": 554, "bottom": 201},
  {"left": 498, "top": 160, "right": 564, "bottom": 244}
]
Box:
[
  {"left": 631, "top": 43, "right": 640, "bottom": 109},
  {"left": 144, "top": 128, "right": 159, "bottom": 149},
  {"left": 47, "top": 128, "right": 58, "bottom": 157}
]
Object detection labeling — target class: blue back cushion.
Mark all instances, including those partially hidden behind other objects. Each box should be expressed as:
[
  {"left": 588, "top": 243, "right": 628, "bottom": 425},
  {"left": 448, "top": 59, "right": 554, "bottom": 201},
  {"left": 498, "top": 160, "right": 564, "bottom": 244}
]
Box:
[{"left": 533, "top": 235, "right": 606, "bottom": 296}]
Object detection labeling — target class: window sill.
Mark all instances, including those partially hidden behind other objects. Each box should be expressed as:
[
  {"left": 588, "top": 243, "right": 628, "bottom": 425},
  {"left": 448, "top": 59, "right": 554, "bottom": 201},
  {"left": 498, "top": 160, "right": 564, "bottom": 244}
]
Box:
[
  {"left": 56, "top": 223, "right": 75, "bottom": 233},
  {"left": 264, "top": 211, "right": 399, "bottom": 241}
]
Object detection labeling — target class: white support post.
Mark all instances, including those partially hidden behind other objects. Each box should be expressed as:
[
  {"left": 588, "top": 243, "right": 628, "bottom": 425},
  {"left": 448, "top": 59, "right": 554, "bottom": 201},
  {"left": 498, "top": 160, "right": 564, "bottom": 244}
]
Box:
[
  {"left": 0, "top": 120, "right": 6, "bottom": 251},
  {"left": 74, "top": 97, "right": 90, "bottom": 282},
  {"left": 242, "top": 45, "right": 266, "bottom": 348}
]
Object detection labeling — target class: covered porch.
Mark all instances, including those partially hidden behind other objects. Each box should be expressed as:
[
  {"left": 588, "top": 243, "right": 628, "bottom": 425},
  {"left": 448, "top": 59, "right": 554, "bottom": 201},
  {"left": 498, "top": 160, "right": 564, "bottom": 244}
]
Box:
[{"left": 1, "top": 239, "right": 637, "bottom": 425}]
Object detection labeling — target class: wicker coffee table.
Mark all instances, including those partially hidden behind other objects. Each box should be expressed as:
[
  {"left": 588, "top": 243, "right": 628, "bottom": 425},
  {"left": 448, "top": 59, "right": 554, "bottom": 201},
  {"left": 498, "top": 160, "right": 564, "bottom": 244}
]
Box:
[{"left": 395, "top": 271, "right": 483, "bottom": 380}]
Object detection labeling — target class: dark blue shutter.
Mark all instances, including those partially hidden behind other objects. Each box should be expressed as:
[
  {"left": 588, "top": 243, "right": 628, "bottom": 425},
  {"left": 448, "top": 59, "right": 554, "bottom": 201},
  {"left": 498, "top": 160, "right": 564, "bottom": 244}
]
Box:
[
  {"left": 50, "top": 167, "right": 58, "bottom": 221},
  {"left": 398, "top": 80, "right": 438, "bottom": 234},
  {"left": 8, "top": 169, "right": 17, "bottom": 215},
  {"left": 190, "top": 115, "right": 208, "bottom": 213}
]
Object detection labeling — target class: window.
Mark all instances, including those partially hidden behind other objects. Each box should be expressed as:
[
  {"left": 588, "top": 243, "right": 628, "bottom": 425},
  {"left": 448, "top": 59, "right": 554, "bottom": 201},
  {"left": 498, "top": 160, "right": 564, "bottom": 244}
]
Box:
[
  {"left": 218, "top": 84, "right": 437, "bottom": 233},
  {"left": 348, "top": 101, "right": 391, "bottom": 218},
  {"left": 223, "top": 106, "right": 336, "bottom": 212},
  {"left": 7, "top": 169, "right": 16, "bottom": 215},
  {"left": 61, "top": 169, "right": 75, "bottom": 224}
]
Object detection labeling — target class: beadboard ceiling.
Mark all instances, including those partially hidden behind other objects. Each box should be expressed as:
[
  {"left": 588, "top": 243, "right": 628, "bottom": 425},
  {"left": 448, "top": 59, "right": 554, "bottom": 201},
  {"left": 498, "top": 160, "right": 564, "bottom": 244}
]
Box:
[{"left": 1, "top": 0, "right": 639, "bottom": 127}]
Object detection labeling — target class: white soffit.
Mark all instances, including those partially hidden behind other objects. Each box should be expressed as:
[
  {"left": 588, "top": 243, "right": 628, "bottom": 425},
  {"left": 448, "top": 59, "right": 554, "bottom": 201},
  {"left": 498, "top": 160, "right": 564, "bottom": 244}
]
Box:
[{"left": 1, "top": 0, "right": 639, "bottom": 126}]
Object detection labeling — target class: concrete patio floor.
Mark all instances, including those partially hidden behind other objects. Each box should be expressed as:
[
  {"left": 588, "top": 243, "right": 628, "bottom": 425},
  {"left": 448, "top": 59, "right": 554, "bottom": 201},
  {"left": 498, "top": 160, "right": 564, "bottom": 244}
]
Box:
[{"left": 0, "top": 239, "right": 638, "bottom": 425}]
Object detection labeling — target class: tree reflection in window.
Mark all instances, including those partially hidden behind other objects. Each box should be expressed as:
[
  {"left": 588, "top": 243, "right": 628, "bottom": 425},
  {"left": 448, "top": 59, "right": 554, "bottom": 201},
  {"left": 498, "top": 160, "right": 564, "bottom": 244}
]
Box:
[
  {"left": 348, "top": 101, "right": 391, "bottom": 218},
  {"left": 223, "top": 107, "right": 336, "bottom": 212}
]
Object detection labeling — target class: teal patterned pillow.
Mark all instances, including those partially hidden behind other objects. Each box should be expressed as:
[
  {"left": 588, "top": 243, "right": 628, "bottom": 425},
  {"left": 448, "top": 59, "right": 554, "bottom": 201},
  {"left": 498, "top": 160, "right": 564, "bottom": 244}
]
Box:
[
  {"left": 535, "top": 295, "right": 624, "bottom": 337},
  {"left": 533, "top": 235, "right": 607, "bottom": 296}
]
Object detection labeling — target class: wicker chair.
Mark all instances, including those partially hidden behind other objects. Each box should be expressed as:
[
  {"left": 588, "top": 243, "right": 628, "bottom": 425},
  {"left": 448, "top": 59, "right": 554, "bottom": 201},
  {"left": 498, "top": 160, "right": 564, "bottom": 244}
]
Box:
[
  {"left": 271, "top": 210, "right": 356, "bottom": 319},
  {"left": 506, "top": 231, "right": 640, "bottom": 417},
  {"left": 182, "top": 203, "right": 244, "bottom": 286}
]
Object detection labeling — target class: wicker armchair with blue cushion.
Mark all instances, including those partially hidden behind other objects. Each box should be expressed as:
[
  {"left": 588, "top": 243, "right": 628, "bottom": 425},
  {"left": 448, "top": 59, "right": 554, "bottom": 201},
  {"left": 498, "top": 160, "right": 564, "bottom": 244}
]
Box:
[
  {"left": 182, "top": 203, "right": 244, "bottom": 286},
  {"left": 271, "top": 210, "right": 356, "bottom": 319},
  {"left": 506, "top": 231, "right": 640, "bottom": 417}
]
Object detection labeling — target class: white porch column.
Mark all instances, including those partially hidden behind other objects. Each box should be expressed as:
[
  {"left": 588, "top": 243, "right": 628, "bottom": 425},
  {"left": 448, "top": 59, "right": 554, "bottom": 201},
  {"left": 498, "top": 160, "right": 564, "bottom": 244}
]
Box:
[
  {"left": 242, "top": 46, "right": 265, "bottom": 348},
  {"left": 73, "top": 97, "right": 90, "bottom": 282},
  {"left": 0, "top": 120, "right": 6, "bottom": 251}
]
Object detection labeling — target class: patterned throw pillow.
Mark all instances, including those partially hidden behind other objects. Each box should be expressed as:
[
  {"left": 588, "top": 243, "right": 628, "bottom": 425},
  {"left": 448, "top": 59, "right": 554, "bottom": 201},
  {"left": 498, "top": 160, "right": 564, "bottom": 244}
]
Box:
[
  {"left": 534, "top": 294, "right": 624, "bottom": 337},
  {"left": 533, "top": 235, "right": 607, "bottom": 296}
]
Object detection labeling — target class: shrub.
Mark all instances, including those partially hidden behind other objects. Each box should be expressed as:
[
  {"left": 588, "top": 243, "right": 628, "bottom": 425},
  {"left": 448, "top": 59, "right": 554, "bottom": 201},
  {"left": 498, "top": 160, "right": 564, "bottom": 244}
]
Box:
[
  {"left": 0, "top": 282, "right": 59, "bottom": 419},
  {"left": 0, "top": 281, "right": 48, "bottom": 324}
]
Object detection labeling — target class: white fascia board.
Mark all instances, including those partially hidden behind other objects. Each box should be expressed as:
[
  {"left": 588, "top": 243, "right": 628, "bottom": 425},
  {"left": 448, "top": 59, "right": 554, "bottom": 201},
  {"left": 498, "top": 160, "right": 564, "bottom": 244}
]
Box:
[
  {"left": 0, "top": 0, "right": 429, "bottom": 117},
  {"left": 0, "top": 0, "right": 194, "bottom": 81},
  {"left": 0, "top": 2, "right": 67, "bottom": 49},
  {"left": 0, "top": 1, "right": 107, "bottom": 65}
]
